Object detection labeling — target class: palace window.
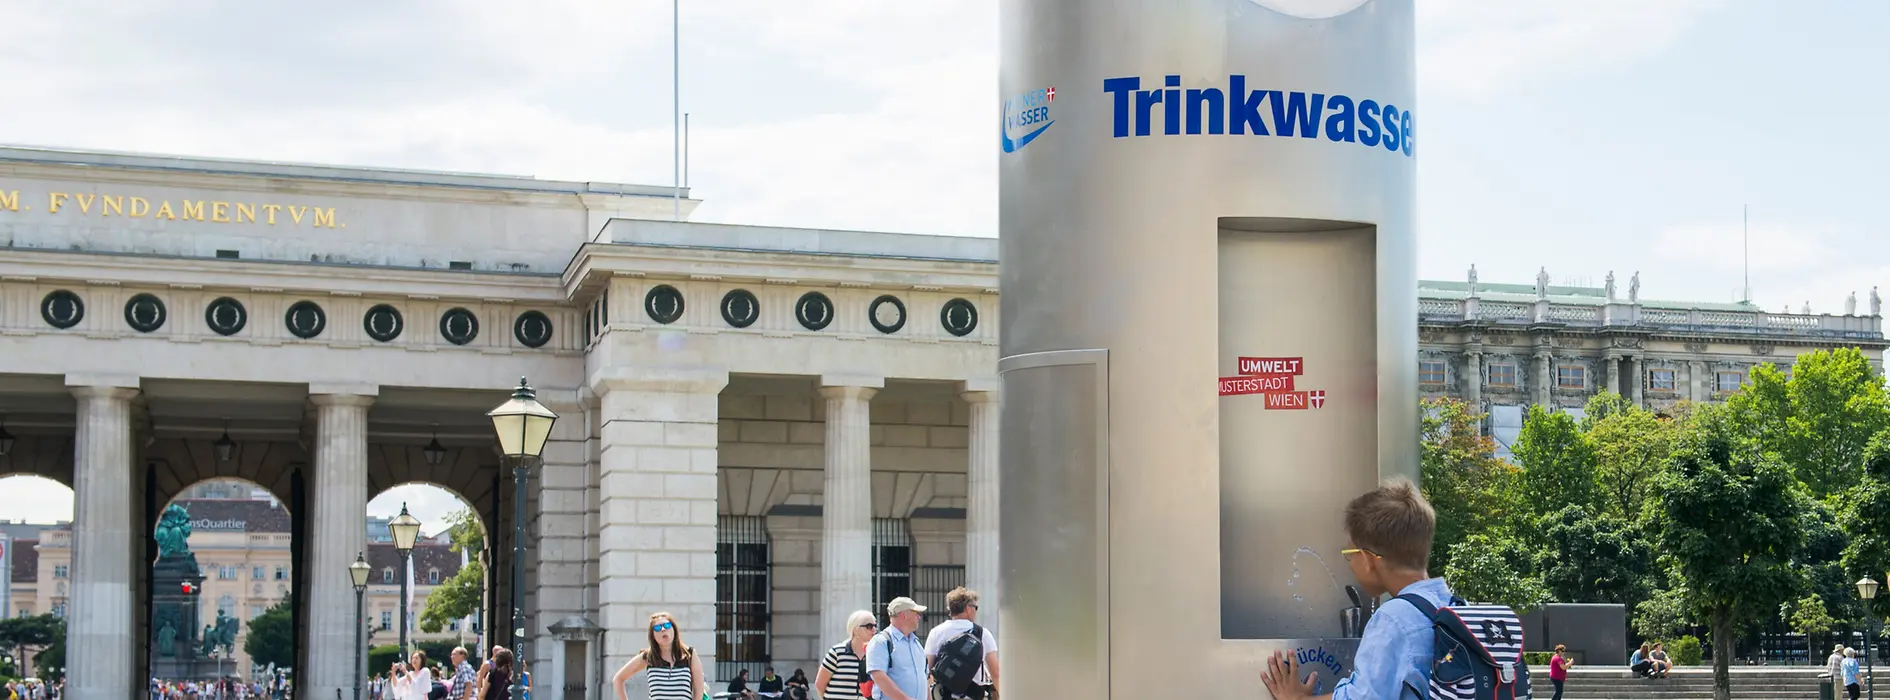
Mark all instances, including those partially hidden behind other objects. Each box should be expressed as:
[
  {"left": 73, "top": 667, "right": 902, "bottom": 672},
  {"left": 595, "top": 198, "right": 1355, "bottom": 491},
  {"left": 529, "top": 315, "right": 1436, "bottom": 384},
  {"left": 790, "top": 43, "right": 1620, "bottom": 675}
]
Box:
[
  {"left": 1717, "top": 371, "right": 1744, "bottom": 393},
  {"left": 221, "top": 566, "right": 238, "bottom": 580},
  {"left": 253, "top": 566, "right": 265, "bottom": 579},
  {"left": 716, "top": 515, "right": 771, "bottom": 683},
  {"left": 1418, "top": 360, "right": 1447, "bottom": 386},
  {"left": 1649, "top": 369, "right": 1676, "bottom": 392},
  {"left": 1556, "top": 365, "right": 1586, "bottom": 390},
  {"left": 872, "top": 518, "right": 914, "bottom": 628},
  {"left": 50, "top": 603, "right": 66, "bottom": 618},
  {"left": 1487, "top": 363, "right": 1518, "bottom": 387},
  {"left": 382, "top": 568, "right": 394, "bottom": 584},
  {"left": 428, "top": 569, "right": 440, "bottom": 585},
  {"left": 381, "top": 610, "right": 392, "bottom": 630},
  {"left": 275, "top": 566, "right": 288, "bottom": 581},
  {"left": 53, "top": 565, "right": 68, "bottom": 579}
]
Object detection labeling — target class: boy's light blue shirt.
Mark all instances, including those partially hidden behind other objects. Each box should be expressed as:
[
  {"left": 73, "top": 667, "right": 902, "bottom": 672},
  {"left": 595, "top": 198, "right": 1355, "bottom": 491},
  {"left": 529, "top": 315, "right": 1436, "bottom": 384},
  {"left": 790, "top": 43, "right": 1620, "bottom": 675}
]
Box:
[
  {"left": 865, "top": 625, "right": 928, "bottom": 700},
  {"left": 1331, "top": 577, "right": 1452, "bottom": 700}
]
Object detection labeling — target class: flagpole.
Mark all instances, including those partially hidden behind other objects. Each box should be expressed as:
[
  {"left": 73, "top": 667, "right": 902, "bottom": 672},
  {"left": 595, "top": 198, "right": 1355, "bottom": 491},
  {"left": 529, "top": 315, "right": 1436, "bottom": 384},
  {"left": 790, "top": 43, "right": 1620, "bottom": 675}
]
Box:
[{"left": 672, "top": 0, "right": 681, "bottom": 221}]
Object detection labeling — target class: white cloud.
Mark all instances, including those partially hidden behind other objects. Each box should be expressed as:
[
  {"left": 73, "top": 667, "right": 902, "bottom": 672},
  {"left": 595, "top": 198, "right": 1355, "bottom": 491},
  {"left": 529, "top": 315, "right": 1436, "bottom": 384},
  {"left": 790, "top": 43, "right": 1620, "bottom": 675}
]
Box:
[
  {"left": 368, "top": 484, "right": 475, "bottom": 538},
  {"left": 0, "top": 476, "right": 74, "bottom": 523},
  {"left": 1418, "top": 0, "right": 1724, "bottom": 100},
  {"left": 1652, "top": 220, "right": 1836, "bottom": 275}
]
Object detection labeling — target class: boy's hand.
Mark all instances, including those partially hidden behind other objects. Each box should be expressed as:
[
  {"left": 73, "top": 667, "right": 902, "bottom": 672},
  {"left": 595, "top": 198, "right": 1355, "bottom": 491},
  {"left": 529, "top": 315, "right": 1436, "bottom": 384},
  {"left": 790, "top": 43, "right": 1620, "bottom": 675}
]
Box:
[{"left": 1262, "top": 651, "right": 1319, "bottom": 699}]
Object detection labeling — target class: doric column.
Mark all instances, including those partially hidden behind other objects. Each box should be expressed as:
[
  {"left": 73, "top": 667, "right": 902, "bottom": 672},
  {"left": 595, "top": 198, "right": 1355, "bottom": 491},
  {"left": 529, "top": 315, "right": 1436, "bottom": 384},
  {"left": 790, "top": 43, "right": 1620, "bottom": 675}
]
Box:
[
  {"left": 959, "top": 380, "right": 1001, "bottom": 633},
  {"left": 1629, "top": 357, "right": 1645, "bottom": 407},
  {"left": 65, "top": 375, "right": 138, "bottom": 700},
  {"left": 820, "top": 375, "right": 881, "bottom": 644},
  {"left": 1605, "top": 356, "right": 1622, "bottom": 398},
  {"left": 1532, "top": 351, "right": 1553, "bottom": 407},
  {"left": 308, "top": 385, "right": 376, "bottom": 700},
  {"left": 1462, "top": 352, "right": 1483, "bottom": 408},
  {"left": 592, "top": 366, "right": 727, "bottom": 681},
  {"left": 1689, "top": 361, "right": 1708, "bottom": 402}
]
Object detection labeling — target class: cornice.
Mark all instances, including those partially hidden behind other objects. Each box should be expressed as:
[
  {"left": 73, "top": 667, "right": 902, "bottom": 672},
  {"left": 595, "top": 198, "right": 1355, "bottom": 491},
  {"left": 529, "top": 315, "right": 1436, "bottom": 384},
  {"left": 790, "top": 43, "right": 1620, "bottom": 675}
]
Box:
[{"left": 0, "top": 247, "right": 565, "bottom": 302}]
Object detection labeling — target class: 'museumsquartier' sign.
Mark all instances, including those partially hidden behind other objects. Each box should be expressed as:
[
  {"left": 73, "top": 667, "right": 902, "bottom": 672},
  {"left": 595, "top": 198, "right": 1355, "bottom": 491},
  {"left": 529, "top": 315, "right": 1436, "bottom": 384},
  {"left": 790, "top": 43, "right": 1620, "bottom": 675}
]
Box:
[{"left": 0, "top": 186, "right": 345, "bottom": 229}]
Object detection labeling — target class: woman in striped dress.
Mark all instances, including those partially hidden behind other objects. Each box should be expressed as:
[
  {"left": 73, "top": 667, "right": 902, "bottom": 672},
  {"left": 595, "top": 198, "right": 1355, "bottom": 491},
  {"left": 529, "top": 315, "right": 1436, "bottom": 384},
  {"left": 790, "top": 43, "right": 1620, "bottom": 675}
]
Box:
[
  {"left": 612, "top": 612, "right": 706, "bottom": 700},
  {"left": 814, "top": 610, "right": 879, "bottom": 700}
]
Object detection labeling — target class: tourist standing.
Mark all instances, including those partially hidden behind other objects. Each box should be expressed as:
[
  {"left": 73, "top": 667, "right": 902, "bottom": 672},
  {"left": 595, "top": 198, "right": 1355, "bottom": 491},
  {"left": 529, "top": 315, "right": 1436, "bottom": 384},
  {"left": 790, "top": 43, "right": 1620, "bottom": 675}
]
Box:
[
  {"left": 610, "top": 611, "right": 706, "bottom": 700},
  {"left": 815, "top": 610, "right": 877, "bottom": 700},
  {"left": 482, "top": 648, "right": 514, "bottom": 700},
  {"left": 923, "top": 587, "right": 1000, "bottom": 700},
  {"left": 866, "top": 597, "right": 929, "bottom": 700},
  {"left": 1548, "top": 644, "right": 1573, "bottom": 700}
]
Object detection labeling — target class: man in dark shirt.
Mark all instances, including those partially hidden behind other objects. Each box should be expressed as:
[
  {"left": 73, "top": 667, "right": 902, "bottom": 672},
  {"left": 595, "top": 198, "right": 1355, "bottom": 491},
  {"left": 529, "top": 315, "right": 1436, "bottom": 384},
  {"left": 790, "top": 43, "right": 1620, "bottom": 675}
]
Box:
[
  {"left": 726, "top": 670, "right": 755, "bottom": 700},
  {"left": 758, "top": 668, "right": 784, "bottom": 697}
]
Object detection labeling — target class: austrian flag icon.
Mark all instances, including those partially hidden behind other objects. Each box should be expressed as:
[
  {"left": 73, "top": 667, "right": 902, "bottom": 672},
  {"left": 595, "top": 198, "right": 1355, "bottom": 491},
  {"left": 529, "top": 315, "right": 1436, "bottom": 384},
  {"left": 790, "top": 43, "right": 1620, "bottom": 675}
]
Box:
[
  {"left": 1309, "top": 390, "right": 1326, "bottom": 409},
  {"left": 1046, "top": 87, "right": 1056, "bottom": 102}
]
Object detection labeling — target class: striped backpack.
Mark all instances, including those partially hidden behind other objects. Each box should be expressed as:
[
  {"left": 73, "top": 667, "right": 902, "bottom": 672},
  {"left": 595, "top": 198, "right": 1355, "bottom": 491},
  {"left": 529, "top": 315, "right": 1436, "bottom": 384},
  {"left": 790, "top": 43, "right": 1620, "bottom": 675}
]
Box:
[{"left": 1396, "top": 594, "right": 1532, "bottom": 700}]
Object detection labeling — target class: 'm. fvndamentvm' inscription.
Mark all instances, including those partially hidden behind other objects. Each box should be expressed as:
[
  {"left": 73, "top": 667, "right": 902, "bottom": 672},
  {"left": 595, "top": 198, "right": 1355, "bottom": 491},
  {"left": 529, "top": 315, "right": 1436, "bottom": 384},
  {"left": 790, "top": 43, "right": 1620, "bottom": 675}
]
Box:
[{"left": 0, "top": 188, "right": 344, "bottom": 228}]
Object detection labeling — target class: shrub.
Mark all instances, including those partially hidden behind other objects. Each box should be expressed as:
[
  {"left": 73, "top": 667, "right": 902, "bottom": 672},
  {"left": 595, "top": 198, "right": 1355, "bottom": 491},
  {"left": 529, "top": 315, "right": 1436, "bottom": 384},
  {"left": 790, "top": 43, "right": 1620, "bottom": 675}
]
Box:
[
  {"left": 1523, "top": 652, "right": 1554, "bottom": 667},
  {"left": 1666, "top": 636, "right": 1704, "bottom": 666}
]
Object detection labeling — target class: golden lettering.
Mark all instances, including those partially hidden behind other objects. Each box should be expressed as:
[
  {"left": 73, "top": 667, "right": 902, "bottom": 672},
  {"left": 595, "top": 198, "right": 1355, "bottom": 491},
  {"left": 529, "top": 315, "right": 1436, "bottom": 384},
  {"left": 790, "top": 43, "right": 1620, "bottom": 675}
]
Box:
[
  {"left": 288, "top": 205, "right": 307, "bottom": 225},
  {"left": 129, "top": 197, "right": 150, "bottom": 217},
  {"left": 2, "top": 187, "right": 347, "bottom": 226},
  {"left": 101, "top": 195, "right": 124, "bottom": 216},
  {"left": 263, "top": 204, "right": 280, "bottom": 224},
  {"left": 182, "top": 200, "right": 206, "bottom": 221},
  {"left": 48, "top": 192, "right": 67, "bottom": 213},
  {"left": 235, "top": 202, "right": 256, "bottom": 224},
  {"left": 312, "top": 208, "right": 337, "bottom": 228},
  {"left": 211, "top": 201, "right": 231, "bottom": 223},
  {"left": 0, "top": 191, "right": 16, "bottom": 212},
  {"left": 76, "top": 193, "right": 95, "bottom": 214},
  {"left": 155, "top": 201, "right": 176, "bottom": 220}
]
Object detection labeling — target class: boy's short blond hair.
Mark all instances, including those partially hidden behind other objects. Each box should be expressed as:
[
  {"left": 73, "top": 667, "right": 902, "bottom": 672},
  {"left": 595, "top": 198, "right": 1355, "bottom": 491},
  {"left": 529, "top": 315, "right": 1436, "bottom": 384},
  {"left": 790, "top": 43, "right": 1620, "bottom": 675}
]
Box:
[{"left": 1343, "top": 477, "right": 1435, "bottom": 571}]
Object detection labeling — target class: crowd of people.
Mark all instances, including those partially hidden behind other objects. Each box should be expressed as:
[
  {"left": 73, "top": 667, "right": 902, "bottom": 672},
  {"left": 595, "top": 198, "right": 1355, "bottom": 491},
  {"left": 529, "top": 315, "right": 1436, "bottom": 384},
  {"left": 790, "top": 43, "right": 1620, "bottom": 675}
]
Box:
[
  {"left": 149, "top": 677, "right": 277, "bottom": 699},
  {"left": 2, "top": 678, "right": 58, "bottom": 700},
  {"left": 368, "top": 645, "right": 529, "bottom": 700},
  {"left": 612, "top": 586, "right": 1001, "bottom": 700}
]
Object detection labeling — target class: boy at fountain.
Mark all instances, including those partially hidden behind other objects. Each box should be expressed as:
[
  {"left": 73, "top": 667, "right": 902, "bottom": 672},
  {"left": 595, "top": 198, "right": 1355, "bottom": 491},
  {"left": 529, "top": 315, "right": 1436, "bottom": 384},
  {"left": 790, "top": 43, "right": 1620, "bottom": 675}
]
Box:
[{"left": 1261, "top": 477, "right": 1453, "bottom": 700}]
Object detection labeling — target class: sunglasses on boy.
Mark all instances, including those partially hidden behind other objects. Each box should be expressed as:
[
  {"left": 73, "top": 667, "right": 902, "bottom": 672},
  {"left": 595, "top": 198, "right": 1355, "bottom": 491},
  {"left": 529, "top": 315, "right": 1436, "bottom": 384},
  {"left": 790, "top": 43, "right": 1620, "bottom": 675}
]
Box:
[{"left": 1340, "top": 547, "right": 1382, "bottom": 561}]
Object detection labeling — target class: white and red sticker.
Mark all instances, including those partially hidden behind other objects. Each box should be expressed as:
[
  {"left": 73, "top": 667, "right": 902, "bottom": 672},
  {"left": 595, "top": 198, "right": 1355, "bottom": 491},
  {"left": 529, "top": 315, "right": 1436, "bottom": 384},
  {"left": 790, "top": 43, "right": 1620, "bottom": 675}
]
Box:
[
  {"left": 1219, "top": 374, "right": 1296, "bottom": 396},
  {"left": 1238, "top": 357, "right": 1304, "bottom": 376},
  {"left": 1265, "top": 391, "right": 1310, "bottom": 410},
  {"left": 1221, "top": 356, "right": 1326, "bottom": 408}
]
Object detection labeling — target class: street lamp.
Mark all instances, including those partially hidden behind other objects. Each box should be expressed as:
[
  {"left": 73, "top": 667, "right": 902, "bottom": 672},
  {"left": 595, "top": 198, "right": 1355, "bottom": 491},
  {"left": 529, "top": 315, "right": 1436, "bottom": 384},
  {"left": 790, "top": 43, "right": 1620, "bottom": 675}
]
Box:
[
  {"left": 0, "top": 415, "right": 14, "bottom": 456},
  {"left": 423, "top": 424, "right": 447, "bottom": 466},
  {"left": 1862, "top": 575, "right": 1880, "bottom": 700},
  {"left": 390, "top": 502, "right": 422, "bottom": 657},
  {"left": 488, "top": 376, "right": 557, "bottom": 700},
  {"left": 214, "top": 419, "right": 237, "bottom": 462},
  {"left": 349, "top": 551, "right": 372, "bottom": 700}
]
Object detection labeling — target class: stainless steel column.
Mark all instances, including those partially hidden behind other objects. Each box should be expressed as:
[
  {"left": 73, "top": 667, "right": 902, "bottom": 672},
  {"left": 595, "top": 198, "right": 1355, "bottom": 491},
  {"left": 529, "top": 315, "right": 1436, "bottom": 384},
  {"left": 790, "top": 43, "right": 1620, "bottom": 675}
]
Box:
[{"left": 999, "top": 1, "right": 1416, "bottom": 698}]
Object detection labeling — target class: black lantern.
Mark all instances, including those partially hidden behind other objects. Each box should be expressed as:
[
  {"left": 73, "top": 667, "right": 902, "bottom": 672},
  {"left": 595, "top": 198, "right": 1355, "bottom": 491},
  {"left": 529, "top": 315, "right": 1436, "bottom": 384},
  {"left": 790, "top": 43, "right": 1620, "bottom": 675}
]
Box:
[
  {"left": 423, "top": 426, "right": 447, "bottom": 466},
  {"left": 0, "top": 416, "right": 13, "bottom": 457},
  {"left": 213, "top": 421, "right": 236, "bottom": 462}
]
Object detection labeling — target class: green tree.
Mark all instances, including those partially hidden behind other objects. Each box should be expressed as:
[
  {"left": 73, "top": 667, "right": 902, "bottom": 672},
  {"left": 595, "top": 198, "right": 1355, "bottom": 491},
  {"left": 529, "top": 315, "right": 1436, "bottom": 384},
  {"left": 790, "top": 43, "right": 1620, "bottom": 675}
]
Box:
[
  {"left": 1727, "top": 349, "right": 1890, "bottom": 497},
  {"left": 244, "top": 599, "right": 294, "bottom": 669},
  {"left": 1782, "top": 594, "right": 1838, "bottom": 663},
  {"left": 0, "top": 613, "right": 63, "bottom": 679},
  {"left": 1840, "top": 431, "right": 1890, "bottom": 619},
  {"left": 1420, "top": 398, "right": 1523, "bottom": 573},
  {"left": 1585, "top": 394, "right": 1679, "bottom": 522},
  {"left": 1442, "top": 533, "right": 1548, "bottom": 611},
  {"left": 1536, "top": 504, "right": 1655, "bottom": 605},
  {"left": 1655, "top": 404, "right": 1805, "bottom": 700},
  {"left": 1514, "top": 405, "right": 1602, "bottom": 518},
  {"left": 420, "top": 508, "right": 485, "bottom": 634},
  {"left": 1634, "top": 585, "right": 1694, "bottom": 641}
]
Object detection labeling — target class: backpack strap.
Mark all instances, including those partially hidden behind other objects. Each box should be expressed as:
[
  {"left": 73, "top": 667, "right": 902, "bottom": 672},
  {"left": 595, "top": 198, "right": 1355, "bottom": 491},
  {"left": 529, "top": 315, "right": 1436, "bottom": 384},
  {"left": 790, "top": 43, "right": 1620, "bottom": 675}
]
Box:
[{"left": 1395, "top": 593, "right": 1439, "bottom": 620}]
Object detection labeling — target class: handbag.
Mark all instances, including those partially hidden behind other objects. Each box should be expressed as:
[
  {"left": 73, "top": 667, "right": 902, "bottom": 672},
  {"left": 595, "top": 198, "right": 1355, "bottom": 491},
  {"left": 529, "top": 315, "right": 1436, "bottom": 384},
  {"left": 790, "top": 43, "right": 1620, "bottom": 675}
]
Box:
[{"left": 860, "top": 632, "right": 893, "bottom": 698}]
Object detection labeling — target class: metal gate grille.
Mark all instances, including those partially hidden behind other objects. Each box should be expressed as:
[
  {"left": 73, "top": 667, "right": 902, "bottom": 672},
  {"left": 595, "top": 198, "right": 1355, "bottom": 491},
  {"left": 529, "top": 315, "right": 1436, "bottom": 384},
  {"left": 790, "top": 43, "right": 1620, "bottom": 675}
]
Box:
[
  {"left": 871, "top": 519, "right": 912, "bottom": 627},
  {"left": 717, "top": 515, "right": 771, "bottom": 683},
  {"left": 914, "top": 565, "right": 966, "bottom": 637}
]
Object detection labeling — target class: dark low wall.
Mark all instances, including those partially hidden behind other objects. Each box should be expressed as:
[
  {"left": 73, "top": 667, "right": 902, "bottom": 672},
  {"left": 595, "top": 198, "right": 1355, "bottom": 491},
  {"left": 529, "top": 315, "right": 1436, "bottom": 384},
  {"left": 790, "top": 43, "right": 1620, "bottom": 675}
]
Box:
[{"left": 1520, "top": 603, "right": 1628, "bottom": 665}]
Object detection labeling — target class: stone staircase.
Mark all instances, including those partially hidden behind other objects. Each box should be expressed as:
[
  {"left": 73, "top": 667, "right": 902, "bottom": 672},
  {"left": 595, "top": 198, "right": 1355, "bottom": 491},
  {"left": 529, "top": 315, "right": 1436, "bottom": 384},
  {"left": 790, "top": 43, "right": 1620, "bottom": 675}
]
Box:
[{"left": 1556, "top": 667, "right": 1834, "bottom": 699}]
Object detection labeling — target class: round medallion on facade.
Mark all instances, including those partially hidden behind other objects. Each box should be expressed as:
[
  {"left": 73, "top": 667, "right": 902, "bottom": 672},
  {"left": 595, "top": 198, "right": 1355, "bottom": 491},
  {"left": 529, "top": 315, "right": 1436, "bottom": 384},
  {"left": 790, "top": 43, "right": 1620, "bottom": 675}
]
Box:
[
  {"left": 205, "top": 297, "right": 248, "bottom": 336},
  {"left": 720, "top": 289, "right": 760, "bottom": 328},
  {"left": 645, "top": 284, "right": 685, "bottom": 324},
  {"left": 39, "top": 290, "right": 84, "bottom": 329},
  {"left": 284, "top": 301, "right": 327, "bottom": 339},
  {"left": 795, "top": 291, "right": 835, "bottom": 331},
  {"left": 439, "top": 307, "right": 479, "bottom": 346},
  {"left": 940, "top": 298, "right": 979, "bottom": 337},
  {"left": 513, "top": 310, "right": 553, "bottom": 348},
  {"left": 868, "top": 295, "right": 907, "bottom": 334},
  {"left": 363, "top": 304, "right": 404, "bottom": 342},
  {"left": 124, "top": 293, "right": 167, "bottom": 333}
]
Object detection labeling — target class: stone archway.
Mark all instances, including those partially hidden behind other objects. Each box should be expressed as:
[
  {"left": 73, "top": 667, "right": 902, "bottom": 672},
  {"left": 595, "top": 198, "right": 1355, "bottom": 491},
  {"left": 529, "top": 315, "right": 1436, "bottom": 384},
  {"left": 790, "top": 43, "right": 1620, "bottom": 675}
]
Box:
[{"left": 364, "top": 475, "right": 497, "bottom": 663}]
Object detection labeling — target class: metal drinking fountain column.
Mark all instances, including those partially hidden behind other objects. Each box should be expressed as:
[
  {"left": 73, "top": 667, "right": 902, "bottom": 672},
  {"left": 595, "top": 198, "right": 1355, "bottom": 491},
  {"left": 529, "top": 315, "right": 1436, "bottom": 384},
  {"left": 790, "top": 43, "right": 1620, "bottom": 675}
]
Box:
[{"left": 997, "top": 1, "right": 1417, "bottom": 698}]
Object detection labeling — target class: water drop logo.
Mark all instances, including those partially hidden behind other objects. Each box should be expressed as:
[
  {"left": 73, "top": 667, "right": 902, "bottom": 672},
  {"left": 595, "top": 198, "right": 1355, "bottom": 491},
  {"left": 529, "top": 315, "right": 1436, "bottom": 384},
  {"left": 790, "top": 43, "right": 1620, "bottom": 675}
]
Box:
[
  {"left": 1244, "top": 0, "right": 1372, "bottom": 19},
  {"left": 1001, "top": 86, "right": 1057, "bottom": 153}
]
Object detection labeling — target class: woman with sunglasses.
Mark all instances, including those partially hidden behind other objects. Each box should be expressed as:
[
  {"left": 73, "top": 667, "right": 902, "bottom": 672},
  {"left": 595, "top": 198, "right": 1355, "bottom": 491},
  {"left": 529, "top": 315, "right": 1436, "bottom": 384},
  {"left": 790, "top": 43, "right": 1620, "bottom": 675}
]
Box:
[
  {"left": 815, "top": 610, "right": 879, "bottom": 700},
  {"left": 612, "top": 612, "right": 705, "bottom": 700}
]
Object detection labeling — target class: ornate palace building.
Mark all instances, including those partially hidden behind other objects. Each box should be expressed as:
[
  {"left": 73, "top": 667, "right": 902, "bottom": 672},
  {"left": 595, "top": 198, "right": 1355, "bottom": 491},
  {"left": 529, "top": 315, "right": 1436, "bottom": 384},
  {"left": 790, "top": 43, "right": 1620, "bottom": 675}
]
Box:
[
  {"left": 0, "top": 145, "right": 1881, "bottom": 700},
  {"left": 1418, "top": 272, "right": 1887, "bottom": 457}
]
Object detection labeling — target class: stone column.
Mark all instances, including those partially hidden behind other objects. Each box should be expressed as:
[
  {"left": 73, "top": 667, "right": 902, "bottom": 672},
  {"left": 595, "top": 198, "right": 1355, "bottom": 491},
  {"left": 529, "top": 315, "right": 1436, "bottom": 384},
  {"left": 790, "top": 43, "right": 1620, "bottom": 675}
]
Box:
[
  {"left": 1629, "top": 357, "right": 1645, "bottom": 407},
  {"left": 65, "top": 375, "right": 138, "bottom": 700},
  {"left": 308, "top": 385, "right": 376, "bottom": 700},
  {"left": 820, "top": 375, "right": 881, "bottom": 644},
  {"left": 593, "top": 366, "right": 727, "bottom": 681},
  {"left": 959, "top": 379, "right": 1001, "bottom": 633},
  {"left": 1462, "top": 352, "right": 1483, "bottom": 408},
  {"left": 1532, "top": 351, "right": 1552, "bottom": 407},
  {"left": 1689, "top": 361, "right": 1707, "bottom": 402},
  {"left": 533, "top": 391, "right": 592, "bottom": 682},
  {"left": 1605, "top": 356, "right": 1621, "bottom": 398}
]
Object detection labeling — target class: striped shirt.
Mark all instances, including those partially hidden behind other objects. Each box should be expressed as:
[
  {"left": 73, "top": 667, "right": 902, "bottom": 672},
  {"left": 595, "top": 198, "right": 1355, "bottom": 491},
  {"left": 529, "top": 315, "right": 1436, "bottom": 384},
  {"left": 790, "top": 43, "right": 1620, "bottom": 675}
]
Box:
[
  {"left": 642, "top": 654, "right": 695, "bottom": 700},
  {"left": 821, "top": 641, "right": 867, "bottom": 699}
]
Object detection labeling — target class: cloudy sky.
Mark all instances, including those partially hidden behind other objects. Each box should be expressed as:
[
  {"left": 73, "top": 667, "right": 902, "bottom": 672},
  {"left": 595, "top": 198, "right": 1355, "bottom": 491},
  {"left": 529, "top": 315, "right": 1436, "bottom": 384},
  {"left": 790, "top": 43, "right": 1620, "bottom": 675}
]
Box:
[{"left": 2, "top": 1, "right": 1887, "bottom": 519}]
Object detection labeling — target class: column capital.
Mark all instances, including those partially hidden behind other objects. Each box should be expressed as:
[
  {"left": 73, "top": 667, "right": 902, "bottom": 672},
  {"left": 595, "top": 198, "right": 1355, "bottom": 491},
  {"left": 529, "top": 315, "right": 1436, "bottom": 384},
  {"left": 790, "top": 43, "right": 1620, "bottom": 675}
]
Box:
[
  {"left": 958, "top": 378, "right": 1001, "bottom": 400},
  {"left": 588, "top": 365, "right": 729, "bottom": 395},
  {"left": 308, "top": 382, "right": 379, "bottom": 398},
  {"left": 819, "top": 374, "right": 885, "bottom": 390},
  {"left": 65, "top": 373, "right": 138, "bottom": 391},
  {"left": 818, "top": 384, "right": 879, "bottom": 401},
  {"left": 69, "top": 384, "right": 139, "bottom": 402},
  {"left": 310, "top": 393, "right": 376, "bottom": 408}
]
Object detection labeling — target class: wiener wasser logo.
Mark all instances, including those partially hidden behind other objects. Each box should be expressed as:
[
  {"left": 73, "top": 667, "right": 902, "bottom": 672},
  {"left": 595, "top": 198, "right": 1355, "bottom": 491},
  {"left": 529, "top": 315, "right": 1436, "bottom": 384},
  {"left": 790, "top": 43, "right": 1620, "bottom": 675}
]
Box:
[
  {"left": 1000, "top": 85, "right": 1057, "bottom": 153},
  {"left": 1103, "top": 74, "right": 1413, "bottom": 158}
]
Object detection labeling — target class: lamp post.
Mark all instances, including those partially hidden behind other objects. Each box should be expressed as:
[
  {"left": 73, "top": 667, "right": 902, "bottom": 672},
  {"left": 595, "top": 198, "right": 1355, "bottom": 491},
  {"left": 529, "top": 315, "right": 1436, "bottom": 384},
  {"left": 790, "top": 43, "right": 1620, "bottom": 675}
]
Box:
[
  {"left": 488, "top": 377, "right": 558, "bottom": 700},
  {"left": 390, "top": 503, "right": 422, "bottom": 658},
  {"left": 1862, "top": 576, "right": 1880, "bottom": 700},
  {"left": 349, "top": 551, "right": 372, "bottom": 700}
]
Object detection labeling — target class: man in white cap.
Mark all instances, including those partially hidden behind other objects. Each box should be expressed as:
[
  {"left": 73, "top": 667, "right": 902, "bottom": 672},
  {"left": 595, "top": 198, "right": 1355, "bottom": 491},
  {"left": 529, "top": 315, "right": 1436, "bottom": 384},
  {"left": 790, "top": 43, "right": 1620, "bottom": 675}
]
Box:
[{"left": 866, "top": 597, "right": 929, "bottom": 700}]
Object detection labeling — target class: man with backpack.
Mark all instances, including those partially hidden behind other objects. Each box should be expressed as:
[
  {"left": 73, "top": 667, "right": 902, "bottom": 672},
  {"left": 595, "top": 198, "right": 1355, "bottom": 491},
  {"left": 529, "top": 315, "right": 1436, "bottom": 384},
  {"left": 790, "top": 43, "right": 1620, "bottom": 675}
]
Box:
[
  {"left": 1261, "top": 478, "right": 1530, "bottom": 700},
  {"left": 923, "top": 587, "right": 1000, "bottom": 700}
]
